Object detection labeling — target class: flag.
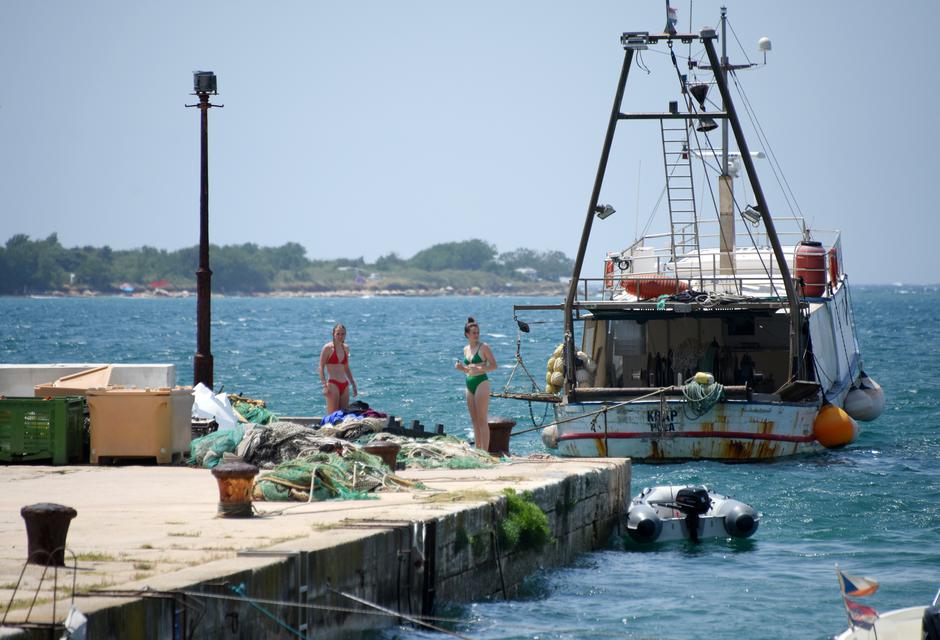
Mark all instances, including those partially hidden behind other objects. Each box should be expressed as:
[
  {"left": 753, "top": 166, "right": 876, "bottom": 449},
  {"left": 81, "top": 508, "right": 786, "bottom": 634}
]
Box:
[
  {"left": 836, "top": 566, "right": 880, "bottom": 597},
  {"left": 843, "top": 596, "right": 879, "bottom": 630}
]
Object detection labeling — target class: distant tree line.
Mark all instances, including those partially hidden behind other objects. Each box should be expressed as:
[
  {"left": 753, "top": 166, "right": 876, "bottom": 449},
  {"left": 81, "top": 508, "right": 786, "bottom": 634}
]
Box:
[{"left": 0, "top": 234, "right": 573, "bottom": 294}]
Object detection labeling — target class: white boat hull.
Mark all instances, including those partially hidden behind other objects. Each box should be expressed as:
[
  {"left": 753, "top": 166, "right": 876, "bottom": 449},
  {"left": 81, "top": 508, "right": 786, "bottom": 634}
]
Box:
[
  {"left": 551, "top": 398, "right": 822, "bottom": 461},
  {"left": 835, "top": 606, "right": 928, "bottom": 640}
]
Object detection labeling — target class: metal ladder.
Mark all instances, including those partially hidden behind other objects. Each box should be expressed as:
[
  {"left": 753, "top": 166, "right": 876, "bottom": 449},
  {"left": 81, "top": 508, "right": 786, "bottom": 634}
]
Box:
[{"left": 659, "top": 120, "right": 703, "bottom": 278}]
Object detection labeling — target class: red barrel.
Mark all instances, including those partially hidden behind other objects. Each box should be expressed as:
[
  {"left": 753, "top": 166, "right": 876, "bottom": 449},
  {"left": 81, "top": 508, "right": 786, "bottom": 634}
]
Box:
[{"left": 794, "top": 240, "right": 827, "bottom": 297}]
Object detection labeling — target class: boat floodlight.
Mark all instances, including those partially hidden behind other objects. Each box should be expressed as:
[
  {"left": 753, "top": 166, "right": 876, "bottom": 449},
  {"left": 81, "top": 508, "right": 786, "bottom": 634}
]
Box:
[
  {"left": 595, "top": 204, "right": 616, "bottom": 220},
  {"left": 742, "top": 205, "right": 763, "bottom": 226},
  {"left": 689, "top": 84, "right": 709, "bottom": 110},
  {"left": 621, "top": 32, "right": 649, "bottom": 50},
  {"left": 193, "top": 70, "right": 218, "bottom": 95},
  {"left": 696, "top": 116, "right": 718, "bottom": 133}
]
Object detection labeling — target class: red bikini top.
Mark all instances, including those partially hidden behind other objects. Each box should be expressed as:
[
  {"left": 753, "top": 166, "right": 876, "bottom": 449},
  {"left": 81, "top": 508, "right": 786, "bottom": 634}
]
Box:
[{"left": 327, "top": 345, "right": 348, "bottom": 365}]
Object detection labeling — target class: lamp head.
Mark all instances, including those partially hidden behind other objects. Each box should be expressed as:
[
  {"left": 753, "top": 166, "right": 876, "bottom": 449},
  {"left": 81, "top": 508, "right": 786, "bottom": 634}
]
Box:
[
  {"left": 742, "top": 205, "right": 763, "bottom": 225},
  {"left": 594, "top": 204, "right": 616, "bottom": 220},
  {"left": 689, "top": 83, "right": 709, "bottom": 110},
  {"left": 193, "top": 71, "right": 218, "bottom": 95},
  {"left": 696, "top": 116, "right": 718, "bottom": 133}
]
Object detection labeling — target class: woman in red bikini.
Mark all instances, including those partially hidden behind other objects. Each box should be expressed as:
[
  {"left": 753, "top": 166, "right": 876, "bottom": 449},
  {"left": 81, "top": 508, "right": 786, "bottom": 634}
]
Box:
[
  {"left": 454, "top": 317, "right": 497, "bottom": 450},
  {"left": 319, "top": 324, "right": 357, "bottom": 413}
]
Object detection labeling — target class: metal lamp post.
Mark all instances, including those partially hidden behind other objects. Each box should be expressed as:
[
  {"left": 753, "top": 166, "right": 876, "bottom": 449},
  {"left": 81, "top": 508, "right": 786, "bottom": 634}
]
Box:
[{"left": 187, "top": 71, "right": 223, "bottom": 389}]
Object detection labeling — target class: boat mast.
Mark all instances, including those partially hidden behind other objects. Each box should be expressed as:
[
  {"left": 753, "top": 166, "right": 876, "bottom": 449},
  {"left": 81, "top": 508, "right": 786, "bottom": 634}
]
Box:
[
  {"left": 562, "top": 48, "right": 634, "bottom": 394},
  {"left": 718, "top": 7, "right": 735, "bottom": 277},
  {"left": 701, "top": 30, "right": 803, "bottom": 380}
]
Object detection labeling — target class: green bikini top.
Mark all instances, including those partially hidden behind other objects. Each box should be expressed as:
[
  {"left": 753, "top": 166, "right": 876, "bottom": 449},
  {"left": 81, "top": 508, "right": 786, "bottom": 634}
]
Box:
[
  {"left": 464, "top": 345, "right": 484, "bottom": 365},
  {"left": 464, "top": 344, "right": 485, "bottom": 366}
]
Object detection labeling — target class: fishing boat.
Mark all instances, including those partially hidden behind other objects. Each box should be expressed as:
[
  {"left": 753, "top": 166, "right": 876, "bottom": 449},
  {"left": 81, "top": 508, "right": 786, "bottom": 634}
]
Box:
[
  {"left": 498, "top": 9, "right": 884, "bottom": 461},
  {"left": 625, "top": 484, "right": 758, "bottom": 543}
]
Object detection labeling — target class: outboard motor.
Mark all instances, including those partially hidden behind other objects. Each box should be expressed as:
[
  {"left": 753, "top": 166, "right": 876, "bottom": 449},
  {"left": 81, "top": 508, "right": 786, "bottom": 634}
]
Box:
[
  {"left": 716, "top": 499, "right": 760, "bottom": 538},
  {"left": 626, "top": 504, "right": 663, "bottom": 543},
  {"left": 924, "top": 605, "right": 940, "bottom": 640},
  {"left": 672, "top": 486, "right": 711, "bottom": 542}
]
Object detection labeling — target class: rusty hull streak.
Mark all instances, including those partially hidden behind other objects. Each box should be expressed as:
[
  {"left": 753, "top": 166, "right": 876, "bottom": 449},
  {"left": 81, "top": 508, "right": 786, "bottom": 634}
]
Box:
[
  {"left": 594, "top": 438, "right": 608, "bottom": 457},
  {"left": 649, "top": 440, "right": 664, "bottom": 460}
]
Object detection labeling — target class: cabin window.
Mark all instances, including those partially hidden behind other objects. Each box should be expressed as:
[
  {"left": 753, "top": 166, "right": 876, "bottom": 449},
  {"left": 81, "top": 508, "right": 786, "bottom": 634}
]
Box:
[{"left": 600, "top": 314, "right": 792, "bottom": 392}]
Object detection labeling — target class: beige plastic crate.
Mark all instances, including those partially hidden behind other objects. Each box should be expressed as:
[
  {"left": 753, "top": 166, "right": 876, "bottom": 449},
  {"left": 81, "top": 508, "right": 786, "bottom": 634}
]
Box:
[
  {"left": 35, "top": 365, "right": 113, "bottom": 398},
  {"left": 87, "top": 387, "right": 193, "bottom": 464}
]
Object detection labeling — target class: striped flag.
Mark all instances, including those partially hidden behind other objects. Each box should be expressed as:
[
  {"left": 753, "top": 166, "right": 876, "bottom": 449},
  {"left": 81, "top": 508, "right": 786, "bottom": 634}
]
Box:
[
  {"left": 843, "top": 596, "right": 879, "bottom": 630},
  {"left": 836, "top": 566, "right": 880, "bottom": 597}
]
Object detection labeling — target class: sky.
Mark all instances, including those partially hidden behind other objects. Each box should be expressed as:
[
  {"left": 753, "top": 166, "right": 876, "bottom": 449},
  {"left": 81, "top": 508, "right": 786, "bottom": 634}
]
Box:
[{"left": 1, "top": 1, "right": 937, "bottom": 284}]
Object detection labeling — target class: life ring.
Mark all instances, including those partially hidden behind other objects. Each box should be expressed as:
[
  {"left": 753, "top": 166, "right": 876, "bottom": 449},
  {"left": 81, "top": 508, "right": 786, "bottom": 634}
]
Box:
[{"left": 621, "top": 275, "right": 690, "bottom": 300}]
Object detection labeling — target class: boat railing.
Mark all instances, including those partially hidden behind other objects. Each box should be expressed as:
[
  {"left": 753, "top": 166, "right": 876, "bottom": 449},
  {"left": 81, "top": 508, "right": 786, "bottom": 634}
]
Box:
[{"left": 603, "top": 225, "right": 844, "bottom": 299}]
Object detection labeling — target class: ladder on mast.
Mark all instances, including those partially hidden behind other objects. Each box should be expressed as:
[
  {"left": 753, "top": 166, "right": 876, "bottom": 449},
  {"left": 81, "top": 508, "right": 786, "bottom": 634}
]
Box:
[{"left": 659, "top": 120, "right": 703, "bottom": 279}]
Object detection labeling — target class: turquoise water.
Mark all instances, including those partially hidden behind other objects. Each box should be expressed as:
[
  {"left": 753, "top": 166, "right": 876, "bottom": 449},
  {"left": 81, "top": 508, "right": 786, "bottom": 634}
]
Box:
[{"left": 1, "top": 287, "right": 937, "bottom": 639}]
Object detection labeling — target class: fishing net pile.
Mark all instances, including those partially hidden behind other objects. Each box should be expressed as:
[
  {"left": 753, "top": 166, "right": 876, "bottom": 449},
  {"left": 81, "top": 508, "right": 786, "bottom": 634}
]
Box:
[
  {"left": 238, "top": 421, "right": 357, "bottom": 468},
  {"left": 369, "top": 433, "right": 498, "bottom": 469},
  {"left": 681, "top": 377, "right": 725, "bottom": 418},
  {"left": 230, "top": 394, "right": 278, "bottom": 425},
  {"left": 190, "top": 415, "right": 385, "bottom": 469},
  {"left": 252, "top": 449, "right": 416, "bottom": 502}
]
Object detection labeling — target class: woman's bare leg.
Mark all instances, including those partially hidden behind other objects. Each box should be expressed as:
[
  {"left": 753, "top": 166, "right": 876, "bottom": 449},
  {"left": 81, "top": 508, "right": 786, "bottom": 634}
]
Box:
[
  {"left": 325, "top": 384, "right": 340, "bottom": 414},
  {"left": 473, "top": 380, "right": 491, "bottom": 451},
  {"left": 339, "top": 387, "right": 350, "bottom": 411},
  {"left": 466, "top": 389, "right": 482, "bottom": 447}
]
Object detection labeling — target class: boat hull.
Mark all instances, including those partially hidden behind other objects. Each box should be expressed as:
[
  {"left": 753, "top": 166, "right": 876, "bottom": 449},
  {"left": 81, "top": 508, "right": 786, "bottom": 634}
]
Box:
[{"left": 551, "top": 398, "right": 823, "bottom": 461}]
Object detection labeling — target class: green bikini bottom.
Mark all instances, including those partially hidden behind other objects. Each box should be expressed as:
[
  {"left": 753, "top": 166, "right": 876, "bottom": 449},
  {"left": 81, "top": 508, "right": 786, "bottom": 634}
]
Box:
[{"left": 465, "top": 374, "right": 488, "bottom": 395}]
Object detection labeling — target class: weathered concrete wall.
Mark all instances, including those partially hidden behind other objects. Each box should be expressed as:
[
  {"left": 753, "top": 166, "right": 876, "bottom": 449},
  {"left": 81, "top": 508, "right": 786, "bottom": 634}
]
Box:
[{"left": 17, "top": 460, "right": 629, "bottom": 639}]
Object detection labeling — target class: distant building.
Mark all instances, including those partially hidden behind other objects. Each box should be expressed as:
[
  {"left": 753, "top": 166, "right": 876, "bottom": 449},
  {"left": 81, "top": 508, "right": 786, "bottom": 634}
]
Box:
[{"left": 514, "top": 267, "right": 537, "bottom": 280}]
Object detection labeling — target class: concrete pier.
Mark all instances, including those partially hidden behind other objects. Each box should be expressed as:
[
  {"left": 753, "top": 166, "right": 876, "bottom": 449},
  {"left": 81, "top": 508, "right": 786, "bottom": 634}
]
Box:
[{"left": 0, "top": 458, "right": 629, "bottom": 638}]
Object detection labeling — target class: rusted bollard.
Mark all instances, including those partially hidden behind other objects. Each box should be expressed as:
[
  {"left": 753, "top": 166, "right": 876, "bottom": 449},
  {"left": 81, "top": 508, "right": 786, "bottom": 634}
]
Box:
[
  {"left": 486, "top": 417, "right": 516, "bottom": 457},
  {"left": 21, "top": 503, "right": 77, "bottom": 566},
  {"left": 211, "top": 459, "right": 259, "bottom": 518},
  {"left": 363, "top": 441, "right": 401, "bottom": 471}
]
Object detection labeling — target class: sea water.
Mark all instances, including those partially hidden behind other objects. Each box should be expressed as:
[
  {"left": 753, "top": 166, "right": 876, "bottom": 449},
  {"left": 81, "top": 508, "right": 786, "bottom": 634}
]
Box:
[{"left": 1, "top": 286, "right": 937, "bottom": 639}]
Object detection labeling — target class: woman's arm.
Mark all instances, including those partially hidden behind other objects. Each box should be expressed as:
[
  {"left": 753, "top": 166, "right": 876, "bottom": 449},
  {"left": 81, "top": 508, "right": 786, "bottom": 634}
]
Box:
[
  {"left": 317, "top": 345, "right": 330, "bottom": 393},
  {"left": 343, "top": 347, "right": 357, "bottom": 396},
  {"left": 480, "top": 343, "right": 498, "bottom": 372},
  {"left": 454, "top": 346, "right": 469, "bottom": 373}
]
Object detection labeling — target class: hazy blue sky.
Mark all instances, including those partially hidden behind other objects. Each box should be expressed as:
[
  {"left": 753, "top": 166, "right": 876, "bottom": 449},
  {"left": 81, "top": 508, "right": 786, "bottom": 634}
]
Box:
[{"left": 1, "top": 1, "right": 936, "bottom": 284}]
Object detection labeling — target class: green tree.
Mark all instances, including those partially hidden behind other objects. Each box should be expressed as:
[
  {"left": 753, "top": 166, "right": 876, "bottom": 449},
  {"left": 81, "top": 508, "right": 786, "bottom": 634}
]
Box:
[{"left": 409, "top": 239, "right": 496, "bottom": 271}]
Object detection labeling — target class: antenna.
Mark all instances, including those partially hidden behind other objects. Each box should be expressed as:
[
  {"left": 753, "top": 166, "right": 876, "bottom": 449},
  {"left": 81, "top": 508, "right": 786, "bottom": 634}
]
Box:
[{"left": 758, "top": 37, "right": 772, "bottom": 64}]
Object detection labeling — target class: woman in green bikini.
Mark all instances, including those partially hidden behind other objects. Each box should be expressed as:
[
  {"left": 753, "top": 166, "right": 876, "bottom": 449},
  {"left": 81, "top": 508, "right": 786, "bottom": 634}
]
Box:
[{"left": 454, "top": 316, "right": 497, "bottom": 450}]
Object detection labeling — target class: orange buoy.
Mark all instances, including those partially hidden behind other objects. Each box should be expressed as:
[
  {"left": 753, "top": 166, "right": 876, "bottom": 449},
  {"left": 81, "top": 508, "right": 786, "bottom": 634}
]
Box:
[
  {"left": 812, "top": 404, "right": 858, "bottom": 448},
  {"left": 604, "top": 259, "right": 615, "bottom": 289},
  {"left": 795, "top": 240, "right": 827, "bottom": 297},
  {"left": 621, "top": 275, "right": 689, "bottom": 300}
]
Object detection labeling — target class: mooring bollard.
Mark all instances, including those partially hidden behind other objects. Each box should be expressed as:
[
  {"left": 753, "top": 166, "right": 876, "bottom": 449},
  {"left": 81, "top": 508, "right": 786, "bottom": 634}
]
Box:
[
  {"left": 486, "top": 417, "right": 516, "bottom": 457},
  {"left": 21, "top": 503, "right": 77, "bottom": 566},
  {"left": 363, "top": 441, "right": 401, "bottom": 471},
  {"left": 211, "top": 459, "right": 259, "bottom": 518}
]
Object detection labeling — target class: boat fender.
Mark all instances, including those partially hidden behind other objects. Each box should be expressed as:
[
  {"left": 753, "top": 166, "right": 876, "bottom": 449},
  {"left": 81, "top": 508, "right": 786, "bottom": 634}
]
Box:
[
  {"left": 541, "top": 424, "right": 559, "bottom": 449},
  {"left": 859, "top": 373, "right": 885, "bottom": 420},
  {"left": 843, "top": 388, "right": 876, "bottom": 422},
  {"left": 813, "top": 404, "right": 859, "bottom": 448},
  {"left": 626, "top": 504, "right": 662, "bottom": 543},
  {"left": 716, "top": 500, "right": 760, "bottom": 538}
]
